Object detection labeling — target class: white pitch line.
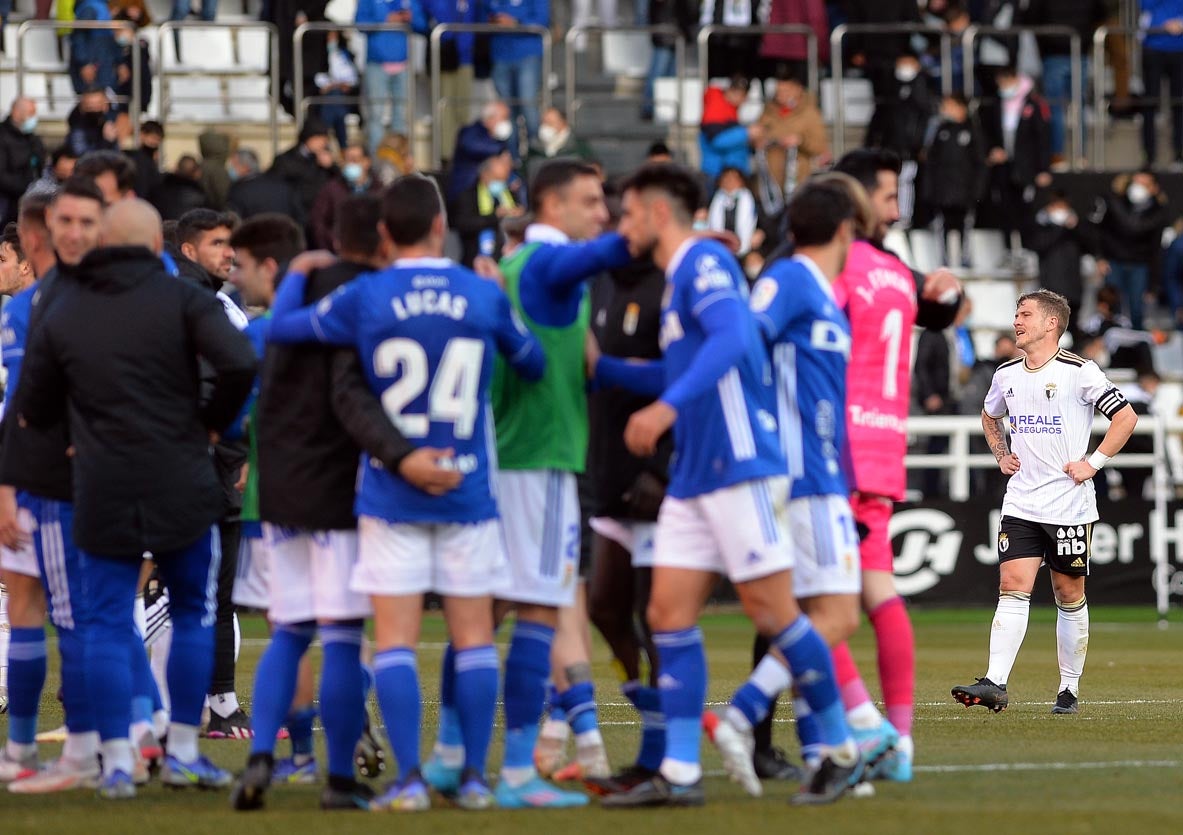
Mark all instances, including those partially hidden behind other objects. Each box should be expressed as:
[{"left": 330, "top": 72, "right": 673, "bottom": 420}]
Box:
[{"left": 913, "top": 760, "right": 1179, "bottom": 773}]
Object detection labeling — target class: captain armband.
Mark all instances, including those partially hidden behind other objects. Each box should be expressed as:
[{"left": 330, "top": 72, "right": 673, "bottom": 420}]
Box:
[{"left": 1094, "top": 387, "right": 1127, "bottom": 420}]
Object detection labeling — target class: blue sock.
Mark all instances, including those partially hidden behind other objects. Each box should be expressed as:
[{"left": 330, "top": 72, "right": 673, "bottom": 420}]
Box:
[
  {"left": 7, "top": 627, "right": 47, "bottom": 745},
  {"left": 545, "top": 680, "right": 566, "bottom": 723},
  {"left": 320, "top": 623, "right": 366, "bottom": 779},
  {"left": 557, "top": 681, "right": 598, "bottom": 736},
  {"left": 654, "top": 627, "right": 707, "bottom": 782},
  {"left": 286, "top": 706, "right": 316, "bottom": 759},
  {"left": 249, "top": 623, "right": 314, "bottom": 757},
  {"left": 792, "top": 695, "right": 823, "bottom": 765},
  {"left": 128, "top": 630, "right": 158, "bottom": 725},
  {"left": 436, "top": 643, "right": 463, "bottom": 750},
  {"left": 622, "top": 682, "right": 665, "bottom": 772},
  {"left": 501, "top": 621, "right": 554, "bottom": 772},
  {"left": 57, "top": 626, "right": 96, "bottom": 735},
  {"left": 773, "top": 616, "right": 849, "bottom": 747},
  {"left": 453, "top": 645, "right": 498, "bottom": 775},
  {"left": 374, "top": 646, "right": 420, "bottom": 780},
  {"left": 731, "top": 681, "right": 773, "bottom": 728}
]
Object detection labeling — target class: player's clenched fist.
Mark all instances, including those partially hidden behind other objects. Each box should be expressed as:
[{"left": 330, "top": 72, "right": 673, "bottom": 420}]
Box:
[
  {"left": 624, "top": 401, "right": 677, "bottom": 457},
  {"left": 998, "top": 453, "right": 1021, "bottom": 475},
  {"left": 1063, "top": 460, "right": 1097, "bottom": 485}
]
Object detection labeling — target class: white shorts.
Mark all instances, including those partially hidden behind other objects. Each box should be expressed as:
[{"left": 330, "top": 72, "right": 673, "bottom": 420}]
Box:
[
  {"left": 0, "top": 505, "right": 38, "bottom": 579},
  {"left": 264, "top": 525, "right": 372, "bottom": 624},
  {"left": 353, "top": 516, "right": 509, "bottom": 598},
  {"left": 496, "top": 470, "right": 581, "bottom": 607},
  {"left": 789, "top": 495, "right": 861, "bottom": 598},
  {"left": 590, "top": 517, "right": 657, "bottom": 569},
  {"left": 655, "top": 476, "right": 793, "bottom": 584},
  {"left": 232, "top": 535, "right": 271, "bottom": 611}
]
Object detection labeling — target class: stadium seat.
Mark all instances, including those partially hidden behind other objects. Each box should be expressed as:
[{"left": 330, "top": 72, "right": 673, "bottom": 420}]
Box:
[
  {"left": 908, "top": 228, "right": 941, "bottom": 274},
  {"left": 235, "top": 27, "right": 271, "bottom": 73},
  {"left": 0, "top": 72, "right": 16, "bottom": 109},
  {"left": 964, "top": 280, "right": 1021, "bottom": 330},
  {"left": 602, "top": 31, "right": 651, "bottom": 79},
  {"left": 45, "top": 73, "right": 77, "bottom": 119},
  {"left": 163, "top": 76, "right": 227, "bottom": 121},
  {"left": 819, "top": 77, "right": 873, "bottom": 126},
  {"left": 176, "top": 27, "right": 238, "bottom": 73},
  {"left": 968, "top": 228, "right": 1007, "bottom": 273},
  {"left": 883, "top": 227, "right": 914, "bottom": 269},
  {"left": 18, "top": 74, "right": 49, "bottom": 116},
  {"left": 655, "top": 77, "right": 701, "bottom": 125},
  {"left": 226, "top": 77, "right": 274, "bottom": 122},
  {"left": 17, "top": 25, "right": 68, "bottom": 72}
]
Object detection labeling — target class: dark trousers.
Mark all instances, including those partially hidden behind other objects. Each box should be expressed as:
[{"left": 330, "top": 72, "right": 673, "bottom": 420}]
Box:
[
  {"left": 210, "top": 516, "right": 239, "bottom": 696},
  {"left": 1142, "top": 48, "right": 1183, "bottom": 163}
]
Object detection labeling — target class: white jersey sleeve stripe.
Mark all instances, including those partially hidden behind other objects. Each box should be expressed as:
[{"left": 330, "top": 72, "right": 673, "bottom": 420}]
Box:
[{"left": 718, "top": 368, "right": 757, "bottom": 460}]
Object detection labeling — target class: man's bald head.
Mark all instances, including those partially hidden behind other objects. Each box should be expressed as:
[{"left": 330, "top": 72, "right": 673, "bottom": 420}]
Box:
[
  {"left": 102, "top": 199, "right": 164, "bottom": 255},
  {"left": 10, "top": 98, "right": 35, "bottom": 125}
]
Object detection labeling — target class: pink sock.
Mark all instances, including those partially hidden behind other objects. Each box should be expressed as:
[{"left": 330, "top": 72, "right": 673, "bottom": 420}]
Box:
[
  {"left": 870, "top": 597, "right": 915, "bottom": 737},
  {"left": 831, "top": 641, "right": 874, "bottom": 712}
]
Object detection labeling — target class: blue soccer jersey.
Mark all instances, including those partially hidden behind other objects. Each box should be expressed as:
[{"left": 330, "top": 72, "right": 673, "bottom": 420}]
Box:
[
  {"left": 657, "top": 239, "right": 786, "bottom": 499},
  {"left": 1, "top": 285, "right": 36, "bottom": 402},
  {"left": 268, "top": 257, "right": 545, "bottom": 523},
  {"left": 751, "top": 254, "right": 852, "bottom": 499}
]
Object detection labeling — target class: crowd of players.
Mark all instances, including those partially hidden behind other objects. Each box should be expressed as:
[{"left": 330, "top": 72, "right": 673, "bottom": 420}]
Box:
[{"left": 2, "top": 140, "right": 1116, "bottom": 811}]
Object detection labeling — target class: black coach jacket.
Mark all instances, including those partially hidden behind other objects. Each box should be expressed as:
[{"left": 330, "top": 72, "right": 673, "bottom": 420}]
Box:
[{"left": 14, "top": 246, "right": 256, "bottom": 556}]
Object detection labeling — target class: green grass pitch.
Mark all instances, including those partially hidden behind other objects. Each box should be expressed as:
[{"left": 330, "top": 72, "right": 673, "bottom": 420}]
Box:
[{"left": 2, "top": 607, "right": 1181, "bottom": 833}]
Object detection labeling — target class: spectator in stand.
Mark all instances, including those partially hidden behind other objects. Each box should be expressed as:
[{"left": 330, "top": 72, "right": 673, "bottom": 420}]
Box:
[
  {"left": 269, "top": 120, "right": 335, "bottom": 227},
  {"left": 420, "top": 0, "right": 479, "bottom": 159},
  {"left": 707, "top": 166, "right": 762, "bottom": 259},
  {"left": 759, "top": 0, "right": 829, "bottom": 82},
  {"left": 1094, "top": 170, "right": 1172, "bottom": 330},
  {"left": 453, "top": 150, "right": 526, "bottom": 267},
  {"left": 70, "top": 0, "right": 119, "bottom": 94},
  {"left": 1082, "top": 284, "right": 1133, "bottom": 336},
  {"left": 866, "top": 52, "right": 935, "bottom": 228},
  {"left": 26, "top": 145, "right": 78, "bottom": 198},
  {"left": 309, "top": 144, "right": 382, "bottom": 250},
  {"left": 487, "top": 0, "right": 549, "bottom": 148},
  {"left": 112, "top": 8, "right": 153, "bottom": 133},
  {"left": 526, "top": 107, "right": 594, "bottom": 183},
  {"left": 170, "top": 0, "right": 217, "bottom": 22},
  {"left": 699, "top": 75, "right": 753, "bottom": 181},
  {"left": 199, "top": 130, "right": 233, "bottom": 211},
  {"left": 1021, "top": 0, "right": 1106, "bottom": 167},
  {"left": 313, "top": 30, "right": 361, "bottom": 151},
  {"left": 374, "top": 131, "right": 417, "bottom": 184},
  {"left": 643, "top": 0, "right": 697, "bottom": 121},
  {"left": 753, "top": 74, "right": 829, "bottom": 200},
  {"left": 1161, "top": 218, "right": 1183, "bottom": 330},
  {"left": 1138, "top": 1, "right": 1183, "bottom": 168},
  {"left": 356, "top": 0, "right": 423, "bottom": 155},
  {"left": 645, "top": 141, "right": 674, "bottom": 163},
  {"left": 1024, "top": 190, "right": 1096, "bottom": 343},
  {"left": 268, "top": 0, "right": 329, "bottom": 116},
  {"left": 65, "top": 88, "right": 120, "bottom": 157},
  {"left": 227, "top": 148, "right": 305, "bottom": 223},
  {"left": 125, "top": 119, "right": 164, "bottom": 200},
  {"left": 150, "top": 154, "right": 210, "bottom": 221},
  {"left": 979, "top": 64, "right": 1052, "bottom": 264},
  {"left": 0, "top": 98, "right": 46, "bottom": 228},
  {"left": 844, "top": 0, "right": 922, "bottom": 98},
  {"left": 699, "top": 0, "right": 760, "bottom": 78},
  {"left": 921, "top": 92, "right": 985, "bottom": 266},
  {"left": 936, "top": 3, "right": 972, "bottom": 97},
  {"left": 447, "top": 100, "right": 512, "bottom": 202}
]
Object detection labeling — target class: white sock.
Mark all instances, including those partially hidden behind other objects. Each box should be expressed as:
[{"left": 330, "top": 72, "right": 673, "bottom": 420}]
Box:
[
  {"left": 150, "top": 628, "right": 172, "bottom": 713},
  {"left": 540, "top": 716, "right": 569, "bottom": 742},
  {"left": 500, "top": 764, "right": 537, "bottom": 787},
  {"left": 101, "top": 739, "right": 134, "bottom": 777},
  {"left": 846, "top": 700, "right": 882, "bottom": 731},
  {"left": 6, "top": 740, "right": 35, "bottom": 760},
  {"left": 433, "top": 741, "right": 465, "bottom": 768},
  {"left": 725, "top": 705, "right": 753, "bottom": 730},
  {"left": 63, "top": 731, "right": 100, "bottom": 762},
  {"left": 1056, "top": 596, "right": 1089, "bottom": 696},
  {"left": 168, "top": 723, "right": 200, "bottom": 762},
  {"left": 897, "top": 735, "right": 914, "bottom": 760},
  {"left": 750, "top": 654, "right": 793, "bottom": 699},
  {"left": 659, "top": 757, "right": 702, "bottom": 786},
  {"left": 152, "top": 709, "right": 170, "bottom": 740},
  {"left": 209, "top": 691, "right": 241, "bottom": 719},
  {"left": 575, "top": 728, "right": 603, "bottom": 749},
  {"left": 985, "top": 591, "right": 1031, "bottom": 685},
  {"left": 130, "top": 720, "right": 153, "bottom": 745}
]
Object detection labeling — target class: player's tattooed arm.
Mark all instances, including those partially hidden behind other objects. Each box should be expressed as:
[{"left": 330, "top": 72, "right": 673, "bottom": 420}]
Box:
[{"left": 982, "top": 411, "right": 1020, "bottom": 475}]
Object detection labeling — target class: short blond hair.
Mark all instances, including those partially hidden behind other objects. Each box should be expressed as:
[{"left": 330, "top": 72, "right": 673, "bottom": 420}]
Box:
[{"left": 1018, "top": 288, "right": 1071, "bottom": 337}]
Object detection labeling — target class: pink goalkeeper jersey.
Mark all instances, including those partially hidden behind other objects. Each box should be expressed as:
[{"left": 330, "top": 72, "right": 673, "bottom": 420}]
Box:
[{"left": 832, "top": 240, "right": 918, "bottom": 501}]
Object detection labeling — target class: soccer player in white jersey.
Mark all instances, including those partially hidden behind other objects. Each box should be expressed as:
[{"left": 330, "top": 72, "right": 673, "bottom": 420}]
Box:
[{"left": 952, "top": 290, "right": 1137, "bottom": 714}]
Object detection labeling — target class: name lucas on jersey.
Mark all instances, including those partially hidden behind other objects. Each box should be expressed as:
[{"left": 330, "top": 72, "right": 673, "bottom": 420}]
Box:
[{"left": 391, "top": 286, "right": 468, "bottom": 321}]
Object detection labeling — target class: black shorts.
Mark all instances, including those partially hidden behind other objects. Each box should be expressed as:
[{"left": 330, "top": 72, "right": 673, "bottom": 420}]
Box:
[{"left": 997, "top": 516, "right": 1092, "bottom": 576}]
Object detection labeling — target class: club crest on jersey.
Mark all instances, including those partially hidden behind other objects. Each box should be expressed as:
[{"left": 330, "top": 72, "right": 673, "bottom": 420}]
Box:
[
  {"left": 750, "top": 277, "right": 778, "bottom": 312},
  {"left": 1045, "top": 382, "right": 1057, "bottom": 400},
  {"left": 998, "top": 532, "right": 1009, "bottom": 553}
]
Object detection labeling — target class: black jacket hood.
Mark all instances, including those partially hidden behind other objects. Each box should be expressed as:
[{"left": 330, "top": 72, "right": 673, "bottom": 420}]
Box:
[{"left": 77, "top": 246, "right": 163, "bottom": 292}]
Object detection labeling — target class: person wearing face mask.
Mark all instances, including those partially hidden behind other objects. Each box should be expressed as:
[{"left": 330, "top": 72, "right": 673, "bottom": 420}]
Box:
[
  {"left": 865, "top": 52, "right": 935, "bottom": 229},
  {"left": 448, "top": 100, "right": 514, "bottom": 203},
  {"left": 0, "top": 99, "right": 46, "bottom": 229},
  {"left": 112, "top": 12, "right": 153, "bottom": 136},
  {"left": 1024, "top": 191, "right": 1097, "bottom": 345},
  {"left": 978, "top": 65, "right": 1052, "bottom": 267},
  {"left": 309, "top": 144, "right": 382, "bottom": 251},
  {"left": 453, "top": 151, "right": 525, "bottom": 267},
  {"left": 526, "top": 108, "right": 594, "bottom": 185},
  {"left": 64, "top": 88, "right": 119, "bottom": 158},
  {"left": 1093, "top": 171, "right": 1172, "bottom": 331},
  {"left": 125, "top": 120, "right": 164, "bottom": 201}
]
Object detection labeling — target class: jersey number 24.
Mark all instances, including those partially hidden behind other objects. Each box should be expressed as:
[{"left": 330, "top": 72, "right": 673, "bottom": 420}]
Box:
[{"left": 375, "top": 337, "right": 485, "bottom": 439}]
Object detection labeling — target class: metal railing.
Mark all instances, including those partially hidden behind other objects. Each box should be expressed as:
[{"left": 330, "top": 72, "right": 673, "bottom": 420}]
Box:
[
  {"left": 1092, "top": 25, "right": 1179, "bottom": 169},
  {"left": 962, "top": 25, "right": 1084, "bottom": 168},
  {"left": 565, "top": 24, "right": 685, "bottom": 153},
  {"left": 294, "top": 21, "right": 415, "bottom": 140},
  {"left": 15, "top": 20, "right": 143, "bottom": 141},
  {"left": 829, "top": 24, "right": 955, "bottom": 158},
  {"left": 906, "top": 413, "right": 1180, "bottom": 616},
  {"left": 429, "top": 23, "right": 552, "bottom": 169},
  {"left": 157, "top": 20, "right": 279, "bottom": 159},
  {"left": 697, "top": 24, "right": 819, "bottom": 97}
]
